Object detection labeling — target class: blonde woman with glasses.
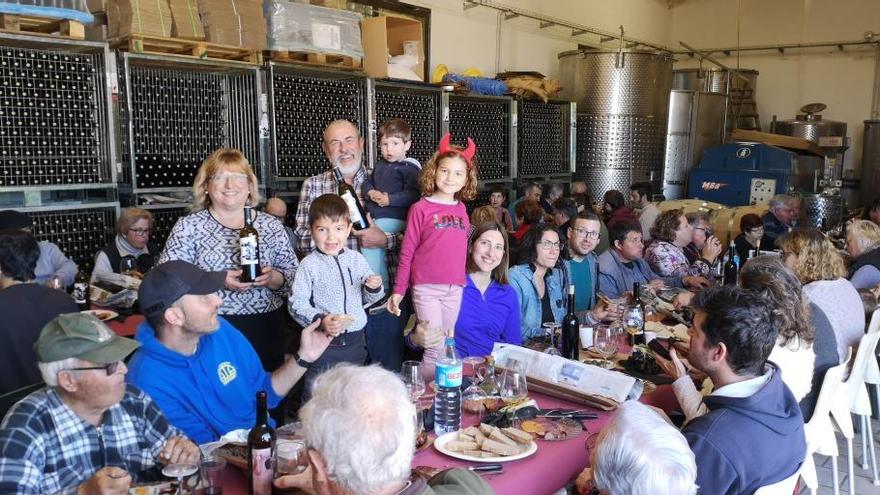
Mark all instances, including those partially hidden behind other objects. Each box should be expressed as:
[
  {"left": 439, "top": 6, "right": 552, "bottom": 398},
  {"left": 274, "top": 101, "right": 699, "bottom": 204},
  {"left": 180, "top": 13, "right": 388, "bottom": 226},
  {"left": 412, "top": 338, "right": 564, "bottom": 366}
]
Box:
[{"left": 158, "top": 148, "right": 298, "bottom": 375}]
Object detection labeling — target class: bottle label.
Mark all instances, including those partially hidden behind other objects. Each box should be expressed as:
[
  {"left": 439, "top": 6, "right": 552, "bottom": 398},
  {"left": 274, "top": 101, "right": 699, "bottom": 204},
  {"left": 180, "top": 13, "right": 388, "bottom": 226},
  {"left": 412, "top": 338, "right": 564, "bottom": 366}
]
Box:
[
  {"left": 250, "top": 447, "right": 273, "bottom": 495},
  {"left": 340, "top": 191, "right": 365, "bottom": 226},
  {"left": 73, "top": 282, "right": 87, "bottom": 304},
  {"left": 435, "top": 362, "right": 462, "bottom": 388},
  {"left": 240, "top": 235, "right": 258, "bottom": 265}
]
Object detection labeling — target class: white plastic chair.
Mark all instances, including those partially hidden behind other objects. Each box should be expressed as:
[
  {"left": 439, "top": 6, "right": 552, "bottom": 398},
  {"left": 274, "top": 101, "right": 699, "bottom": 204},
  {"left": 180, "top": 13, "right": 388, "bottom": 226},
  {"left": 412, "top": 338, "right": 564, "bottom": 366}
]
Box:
[
  {"left": 754, "top": 468, "right": 801, "bottom": 495},
  {"left": 801, "top": 356, "right": 850, "bottom": 495},
  {"left": 837, "top": 330, "right": 880, "bottom": 488},
  {"left": 863, "top": 309, "right": 880, "bottom": 467}
]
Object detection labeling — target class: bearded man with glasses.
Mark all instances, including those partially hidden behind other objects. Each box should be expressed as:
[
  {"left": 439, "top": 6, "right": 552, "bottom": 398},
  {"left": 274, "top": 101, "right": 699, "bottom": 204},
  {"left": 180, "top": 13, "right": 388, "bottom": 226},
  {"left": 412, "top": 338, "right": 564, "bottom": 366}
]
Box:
[
  {"left": 565, "top": 210, "right": 620, "bottom": 326},
  {"left": 0, "top": 312, "right": 200, "bottom": 494}
]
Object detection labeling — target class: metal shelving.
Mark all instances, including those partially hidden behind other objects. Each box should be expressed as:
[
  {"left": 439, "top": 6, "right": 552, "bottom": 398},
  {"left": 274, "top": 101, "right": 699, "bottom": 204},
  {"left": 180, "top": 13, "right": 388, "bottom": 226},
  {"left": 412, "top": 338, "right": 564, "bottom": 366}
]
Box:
[
  {"left": 368, "top": 79, "right": 442, "bottom": 168},
  {"left": 445, "top": 94, "right": 516, "bottom": 182},
  {"left": 517, "top": 99, "right": 575, "bottom": 180}
]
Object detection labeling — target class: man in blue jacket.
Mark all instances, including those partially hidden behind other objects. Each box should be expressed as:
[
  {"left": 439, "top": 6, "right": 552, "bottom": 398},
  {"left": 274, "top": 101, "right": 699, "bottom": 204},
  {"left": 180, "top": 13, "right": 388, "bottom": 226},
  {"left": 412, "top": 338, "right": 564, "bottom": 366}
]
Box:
[
  {"left": 682, "top": 285, "right": 805, "bottom": 495},
  {"left": 126, "top": 260, "right": 332, "bottom": 444}
]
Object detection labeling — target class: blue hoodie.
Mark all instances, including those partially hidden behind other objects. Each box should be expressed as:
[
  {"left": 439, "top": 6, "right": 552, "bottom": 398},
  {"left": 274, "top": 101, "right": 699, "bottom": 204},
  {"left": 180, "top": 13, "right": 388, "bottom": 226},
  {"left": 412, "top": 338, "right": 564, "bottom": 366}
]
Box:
[
  {"left": 126, "top": 317, "right": 282, "bottom": 444},
  {"left": 683, "top": 364, "right": 806, "bottom": 495}
]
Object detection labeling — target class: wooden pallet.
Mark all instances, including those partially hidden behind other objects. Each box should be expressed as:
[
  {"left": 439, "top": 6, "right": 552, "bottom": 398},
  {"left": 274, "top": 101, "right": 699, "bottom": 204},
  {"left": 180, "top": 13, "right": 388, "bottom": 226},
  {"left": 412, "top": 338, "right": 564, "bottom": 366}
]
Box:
[
  {"left": 0, "top": 14, "right": 85, "bottom": 40},
  {"left": 111, "top": 34, "right": 263, "bottom": 65},
  {"left": 269, "top": 50, "right": 361, "bottom": 70}
]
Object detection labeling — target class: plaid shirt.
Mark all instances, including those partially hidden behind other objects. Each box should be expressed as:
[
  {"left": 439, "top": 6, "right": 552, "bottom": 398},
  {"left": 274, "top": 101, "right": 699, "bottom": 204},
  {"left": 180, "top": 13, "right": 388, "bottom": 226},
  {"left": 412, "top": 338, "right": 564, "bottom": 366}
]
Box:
[
  {"left": 0, "top": 385, "right": 183, "bottom": 495},
  {"left": 293, "top": 166, "right": 401, "bottom": 282}
]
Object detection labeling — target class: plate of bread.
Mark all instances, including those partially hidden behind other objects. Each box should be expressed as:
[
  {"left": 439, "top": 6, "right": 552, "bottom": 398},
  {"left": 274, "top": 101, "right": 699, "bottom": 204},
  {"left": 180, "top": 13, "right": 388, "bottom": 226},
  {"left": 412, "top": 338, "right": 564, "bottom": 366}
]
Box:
[{"left": 434, "top": 423, "right": 537, "bottom": 463}]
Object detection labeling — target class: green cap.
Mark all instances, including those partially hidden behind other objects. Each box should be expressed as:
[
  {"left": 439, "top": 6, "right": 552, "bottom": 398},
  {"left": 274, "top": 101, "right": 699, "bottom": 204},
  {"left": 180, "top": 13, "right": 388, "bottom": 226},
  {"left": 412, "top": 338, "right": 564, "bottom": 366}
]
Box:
[{"left": 34, "top": 313, "right": 140, "bottom": 364}]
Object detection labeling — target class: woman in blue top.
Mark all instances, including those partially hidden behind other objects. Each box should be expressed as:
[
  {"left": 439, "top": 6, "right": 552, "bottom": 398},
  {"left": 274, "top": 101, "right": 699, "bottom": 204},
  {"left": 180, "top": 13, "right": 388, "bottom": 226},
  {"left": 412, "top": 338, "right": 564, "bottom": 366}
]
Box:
[
  {"left": 454, "top": 222, "right": 522, "bottom": 357},
  {"left": 509, "top": 224, "right": 568, "bottom": 342}
]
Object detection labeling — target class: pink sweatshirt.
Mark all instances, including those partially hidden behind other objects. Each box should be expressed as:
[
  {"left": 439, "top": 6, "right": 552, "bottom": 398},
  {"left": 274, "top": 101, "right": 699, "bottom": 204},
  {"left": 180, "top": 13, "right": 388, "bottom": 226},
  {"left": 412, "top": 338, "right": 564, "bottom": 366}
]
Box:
[{"left": 393, "top": 197, "right": 469, "bottom": 295}]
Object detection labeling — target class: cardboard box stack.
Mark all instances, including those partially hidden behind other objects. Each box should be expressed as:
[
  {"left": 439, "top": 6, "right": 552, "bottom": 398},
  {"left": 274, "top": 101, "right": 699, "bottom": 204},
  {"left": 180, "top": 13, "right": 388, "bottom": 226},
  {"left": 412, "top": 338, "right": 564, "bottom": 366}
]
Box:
[
  {"left": 107, "top": 0, "right": 174, "bottom": 38},
  {"left": 169, "top": 0, "right": 205, "bottom": 39},
  {"left": 198, "top": 0, "right": 267, "bottom": 50}
]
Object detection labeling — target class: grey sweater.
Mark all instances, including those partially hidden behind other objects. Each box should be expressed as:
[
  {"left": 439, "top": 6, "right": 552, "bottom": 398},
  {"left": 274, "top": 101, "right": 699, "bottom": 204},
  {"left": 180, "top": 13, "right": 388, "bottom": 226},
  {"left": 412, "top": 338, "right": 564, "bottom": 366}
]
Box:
[{"left": 288, "top": 248, "right": 384, "bottom": 332}]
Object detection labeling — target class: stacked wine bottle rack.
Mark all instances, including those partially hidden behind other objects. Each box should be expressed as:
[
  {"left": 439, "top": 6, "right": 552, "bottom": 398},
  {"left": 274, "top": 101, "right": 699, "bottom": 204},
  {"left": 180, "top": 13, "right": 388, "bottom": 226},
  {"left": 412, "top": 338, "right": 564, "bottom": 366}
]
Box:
[
  {"left": 269, "top": 64, "right": 366, "bottom": 179},
  {"left": 517, "top": 100, "right": 573, "bottom": 178},
  {"left": 118, "top": 54, "right": 262, "bottom": 190},
  {"left": 0, "top": 44, "right": 111, "bottom": 187},
  {"left": 372, "top": 81, "right": 441, "bottom": 166},
  {"left": 447, "top": 95, "right": 512, "bottom": 182},
  {"left": 27, "top": 206, "right": 117, "bottom": 274},
  {"left": 144, "top": 205, "right": 189, "bottom": 250}
]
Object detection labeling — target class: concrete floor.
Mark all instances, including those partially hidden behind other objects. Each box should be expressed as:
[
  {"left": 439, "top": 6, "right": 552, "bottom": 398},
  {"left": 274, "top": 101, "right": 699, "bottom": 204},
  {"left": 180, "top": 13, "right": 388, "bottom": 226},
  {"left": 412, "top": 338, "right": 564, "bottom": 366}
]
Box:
[{"left": 798, "top": 416, "right": 880, "bottom": 494}]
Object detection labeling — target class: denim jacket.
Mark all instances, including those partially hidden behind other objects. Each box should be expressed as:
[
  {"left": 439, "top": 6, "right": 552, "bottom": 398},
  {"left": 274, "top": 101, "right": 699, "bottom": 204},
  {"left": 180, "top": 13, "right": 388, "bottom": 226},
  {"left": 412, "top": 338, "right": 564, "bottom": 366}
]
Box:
[{"left": 509, "top": 263, "right": 568, "bottom": 341}]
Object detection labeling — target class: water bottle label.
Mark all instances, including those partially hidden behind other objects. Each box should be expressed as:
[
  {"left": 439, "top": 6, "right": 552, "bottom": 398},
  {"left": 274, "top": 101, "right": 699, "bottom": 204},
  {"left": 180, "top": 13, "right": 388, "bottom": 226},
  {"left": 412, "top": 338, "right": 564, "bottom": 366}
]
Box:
[{"left": 435, "top": 363, "right": 462, "bottom": 388}]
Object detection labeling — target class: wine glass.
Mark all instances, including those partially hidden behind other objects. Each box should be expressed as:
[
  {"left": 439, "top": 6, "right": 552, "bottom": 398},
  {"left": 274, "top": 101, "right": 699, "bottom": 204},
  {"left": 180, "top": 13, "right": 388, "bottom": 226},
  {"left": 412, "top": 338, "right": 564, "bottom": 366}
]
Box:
[
  {"left": 401, "top": 360, "right": 426, "bottom": 403},
  {"left": 162, "top": 462, "right": 199, "bottom": 495},
  {"left": 593, "top": 325, "right": 620, "bottom": 369},
  {"left": 498, "top": 370, "right": 528, "bottom": 406},
  {"left": 623, "top": 303, "right": 645, "bottom": 346},
  {"left": 462, "top": 356, "right": 485, "bottom": 380},
  {"left": 119, "top": 256, "right": 137, "bottom": 277},
  {"left": 542, "top": 322, "right": 562, "bottom": 356}
]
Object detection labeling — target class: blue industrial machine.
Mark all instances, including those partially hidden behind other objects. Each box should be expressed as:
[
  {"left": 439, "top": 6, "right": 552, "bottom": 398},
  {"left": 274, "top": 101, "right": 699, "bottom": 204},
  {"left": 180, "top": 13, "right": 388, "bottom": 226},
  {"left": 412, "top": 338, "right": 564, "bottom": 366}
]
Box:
[{"left": 686, "top": 142, "right": 814, "bottom": 206}]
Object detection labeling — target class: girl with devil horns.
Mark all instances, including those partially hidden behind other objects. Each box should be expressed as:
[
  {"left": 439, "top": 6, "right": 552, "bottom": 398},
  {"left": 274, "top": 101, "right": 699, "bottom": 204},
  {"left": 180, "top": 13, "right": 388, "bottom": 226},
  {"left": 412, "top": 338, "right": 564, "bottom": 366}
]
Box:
[{"left": 388, "top": 133, "right": 479, "bottom": 379}]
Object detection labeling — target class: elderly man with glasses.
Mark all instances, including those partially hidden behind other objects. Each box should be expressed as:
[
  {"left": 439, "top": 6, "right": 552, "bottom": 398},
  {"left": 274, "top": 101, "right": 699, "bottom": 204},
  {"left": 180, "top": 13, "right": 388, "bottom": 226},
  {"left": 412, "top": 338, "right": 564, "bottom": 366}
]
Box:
[{"left": 0, "top": 313, "right": 200, "bottom": 495}]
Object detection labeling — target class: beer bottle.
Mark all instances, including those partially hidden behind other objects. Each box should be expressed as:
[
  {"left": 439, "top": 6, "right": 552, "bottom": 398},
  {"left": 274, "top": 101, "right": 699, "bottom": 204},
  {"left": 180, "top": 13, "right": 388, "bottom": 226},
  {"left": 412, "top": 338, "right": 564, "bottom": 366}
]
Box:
[
  {"left": 333, "top": 167, "right": 369, "bottom": 230},
  {"left": 239, "top": 206, "right": 261, "bottom": 283},
  {"left": 247, "top": 391, "right": 275, "bottom": 495},
  {"left": 73, "top": 270, "right": 89, "bottom": 311},
  {"left": 560, "top": 285, "right": 580, "bottom": 360}
]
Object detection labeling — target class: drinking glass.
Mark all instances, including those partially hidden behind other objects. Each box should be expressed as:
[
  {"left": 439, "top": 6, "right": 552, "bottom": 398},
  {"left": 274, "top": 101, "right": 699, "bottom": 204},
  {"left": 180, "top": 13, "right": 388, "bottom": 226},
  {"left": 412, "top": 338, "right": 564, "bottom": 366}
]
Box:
[
  {"left": 401, "top": 360, "right": 426, "bottom": 402},
  {"left": 275, "top": 439, "right": 309, "bottom": 477},
  {"left": 593, "top": 325, "right": 620, "bottom": 369},
  {"left": 462, "top": 356, "right": 485, "bottom": 379},
  {"left": 119, "top": 256, "right": 137, "bottom": 276},
  {"left": 542, "top": 322, "right": 562, "bottom": 356},
  {"left": 199, "top": 456, "right": 226, "bottom": 495},
  {"left": 623, "top": 304, "right": 645, "bottom": 345},
  {"left": 161, "top": 463, "right": 199, "bottom": 495},
  {"left": 498, "top": 370, "right": 528, "bottom": 406}
]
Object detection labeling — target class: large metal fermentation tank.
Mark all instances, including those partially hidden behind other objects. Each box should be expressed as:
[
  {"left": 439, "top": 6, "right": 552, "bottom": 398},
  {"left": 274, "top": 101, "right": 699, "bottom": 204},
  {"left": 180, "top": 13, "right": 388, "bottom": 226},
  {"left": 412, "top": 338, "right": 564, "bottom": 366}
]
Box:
[
  {"left": 672, "top": 67, "right": 760, "bottom": 134},
  {"left": 560, "top": 49, "right": 672, "bottom": 199},
  {"left": 860, "top": 120, "right": 880, "bottom": 204},
  {"left": 662, "top": 90, "right": 726, "bottom": 199}
]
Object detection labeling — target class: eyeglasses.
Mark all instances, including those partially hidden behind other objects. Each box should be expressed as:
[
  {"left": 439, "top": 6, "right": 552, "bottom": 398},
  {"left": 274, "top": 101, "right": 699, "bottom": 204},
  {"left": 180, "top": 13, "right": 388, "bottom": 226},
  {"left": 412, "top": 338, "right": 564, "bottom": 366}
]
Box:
[
  {"left": 694, "top": 227, "right": 714, "bottom": 237},
  {"left": 65, "top": 361, "right": 122, "bottom": 376},
  {"left": 209, "top": 172, "right": 249, "bottom": 183},
  {"left": 537, "top": 240, "right": 562, "bottom": 251},
  {"left": 129, "top": 228, "right": 151, "bottom": 236},
  {"left": 748, "top": 227, "right": 765, "bottom": 234},
  {"left": 573, "top": 228, "right": 600, "bottom": 240}
]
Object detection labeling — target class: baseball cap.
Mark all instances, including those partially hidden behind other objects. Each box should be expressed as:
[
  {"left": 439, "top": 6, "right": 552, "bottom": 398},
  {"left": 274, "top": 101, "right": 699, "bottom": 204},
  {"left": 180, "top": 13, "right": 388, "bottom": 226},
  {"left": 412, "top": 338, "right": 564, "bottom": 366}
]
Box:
[
  {"left": 0, "top": 210, "right": 32, "bottom": 230},
  {"left": 35, "top": 313, "right": 140, "bottom": 364},
  {"left": 138, "top": 260, "right": 226, "bottom": 320}
]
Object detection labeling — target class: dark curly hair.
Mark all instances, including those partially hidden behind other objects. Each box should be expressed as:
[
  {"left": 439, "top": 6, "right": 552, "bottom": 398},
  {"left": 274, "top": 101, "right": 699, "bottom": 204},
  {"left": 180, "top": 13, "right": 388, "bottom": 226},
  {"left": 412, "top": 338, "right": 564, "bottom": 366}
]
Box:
[
  {"left": 650, "top": 208, "right": 684, "bottom": 243},
  {"left": 603, "top": 190, "right": 626, "bottom": 211},
  {"left": 517, "top": 223, "right": 566, "bottom": 267},
  {"left": 0, "top": 230, "right": 39, "bottom": 282},
  {"left": 514, "top": 199, "right": 544, "bottom": 226}
]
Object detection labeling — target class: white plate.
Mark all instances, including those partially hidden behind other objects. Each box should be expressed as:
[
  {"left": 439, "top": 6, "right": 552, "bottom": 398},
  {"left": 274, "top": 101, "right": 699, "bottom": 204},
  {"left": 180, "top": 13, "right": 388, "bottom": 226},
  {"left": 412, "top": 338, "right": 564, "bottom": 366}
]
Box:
[
  {"left": 81, "top": 309, "right": 119, "bottom": 322},
  {"left": 433, "top": 431, "right": 537, "bottom": 463}
]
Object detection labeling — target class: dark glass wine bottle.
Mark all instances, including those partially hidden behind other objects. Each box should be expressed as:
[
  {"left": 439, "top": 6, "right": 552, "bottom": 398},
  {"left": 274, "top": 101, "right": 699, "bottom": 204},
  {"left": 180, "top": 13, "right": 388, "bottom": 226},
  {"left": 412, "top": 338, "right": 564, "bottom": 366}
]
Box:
[
  {"left": 239, "top": 206, "right": 261, "bottom": 283},
  {"left": 333, "top": 167, "right": 368, "bottom": 230},
  {"left": 247, "top": 391, "right": 275, "bottom": 495},
  {"left": 73, "top": 270, "right": 89, "bottom": 311},
  {"left": 723, "top": 240, "right": 739, "bottom": 286},
  {"left": 560, "top": 285, "right": 580, "bottom": 360}
]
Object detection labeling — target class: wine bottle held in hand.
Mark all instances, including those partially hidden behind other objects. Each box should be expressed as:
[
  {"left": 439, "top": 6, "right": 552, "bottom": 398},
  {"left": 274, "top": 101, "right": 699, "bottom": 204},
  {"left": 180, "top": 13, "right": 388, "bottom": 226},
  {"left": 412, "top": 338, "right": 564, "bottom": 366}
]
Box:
[
  {"left": 248, "top": 391, "right": 275, "bottom": 495},
  {"left": 333, "top": 167, "right": 369, "bottom": 230},
  {"left": 239, "top": 206, "right": 261, "bottom": 283}
]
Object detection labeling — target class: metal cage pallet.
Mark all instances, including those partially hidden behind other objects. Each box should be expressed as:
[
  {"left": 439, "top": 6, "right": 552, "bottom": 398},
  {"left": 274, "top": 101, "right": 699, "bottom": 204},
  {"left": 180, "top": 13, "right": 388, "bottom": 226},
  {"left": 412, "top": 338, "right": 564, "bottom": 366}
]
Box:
[
  {"left": 12, "top": 202, "right": 119, "bottom": 275},
  {"left": 516, "top": 99, "right": 576, "bottom": 179},
  {"left": 267, "top": 63, "right": 367, "bottom": 181},
  {"left": 132, "top": 202, "right": 190, "bottom": 252},
  {"left": 116, "top": 52, "right": 263, "bottom": 191},
  {"left": 0, "top": 33, "right": 115, "bottom": 190},
  {"left": 367, "top": 79, "right": 442, "bottom": 168},
  {"left": 444, "top": 94, "right": 516, "bottom": 182}
]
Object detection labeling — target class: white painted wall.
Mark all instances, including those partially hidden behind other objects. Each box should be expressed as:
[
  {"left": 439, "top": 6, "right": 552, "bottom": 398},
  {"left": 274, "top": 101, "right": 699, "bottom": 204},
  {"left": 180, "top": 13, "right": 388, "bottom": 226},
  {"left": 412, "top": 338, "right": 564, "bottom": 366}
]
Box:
[
  {"left": 403, "top": 0, "right": 673, "bottom": 78},
  {"left": 670, "top": 0, "right": 880, "bottom": 174}
]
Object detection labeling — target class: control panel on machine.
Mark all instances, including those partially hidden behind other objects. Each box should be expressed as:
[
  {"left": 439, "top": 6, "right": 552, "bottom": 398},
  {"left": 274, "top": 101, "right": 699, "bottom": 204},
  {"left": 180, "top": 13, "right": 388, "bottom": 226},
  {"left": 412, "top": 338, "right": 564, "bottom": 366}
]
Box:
[{"left": 749, "top": 178, "right": 777, "bottom": 205}]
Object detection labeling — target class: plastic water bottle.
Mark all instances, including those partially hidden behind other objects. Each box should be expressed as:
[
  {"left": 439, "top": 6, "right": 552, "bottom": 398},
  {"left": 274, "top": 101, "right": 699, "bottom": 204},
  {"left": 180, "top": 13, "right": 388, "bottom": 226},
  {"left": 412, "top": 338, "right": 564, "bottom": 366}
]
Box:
[{"left": 433, "top": 333, "right": 463, "bottom": 435}]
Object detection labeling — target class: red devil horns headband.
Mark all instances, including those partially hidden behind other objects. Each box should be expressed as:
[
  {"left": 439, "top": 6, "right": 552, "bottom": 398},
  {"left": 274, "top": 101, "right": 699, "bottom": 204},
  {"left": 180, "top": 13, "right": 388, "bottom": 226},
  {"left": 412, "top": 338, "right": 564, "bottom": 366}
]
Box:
[{"left": 438, "top": 132, "right": 477, "bottom": 168}]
